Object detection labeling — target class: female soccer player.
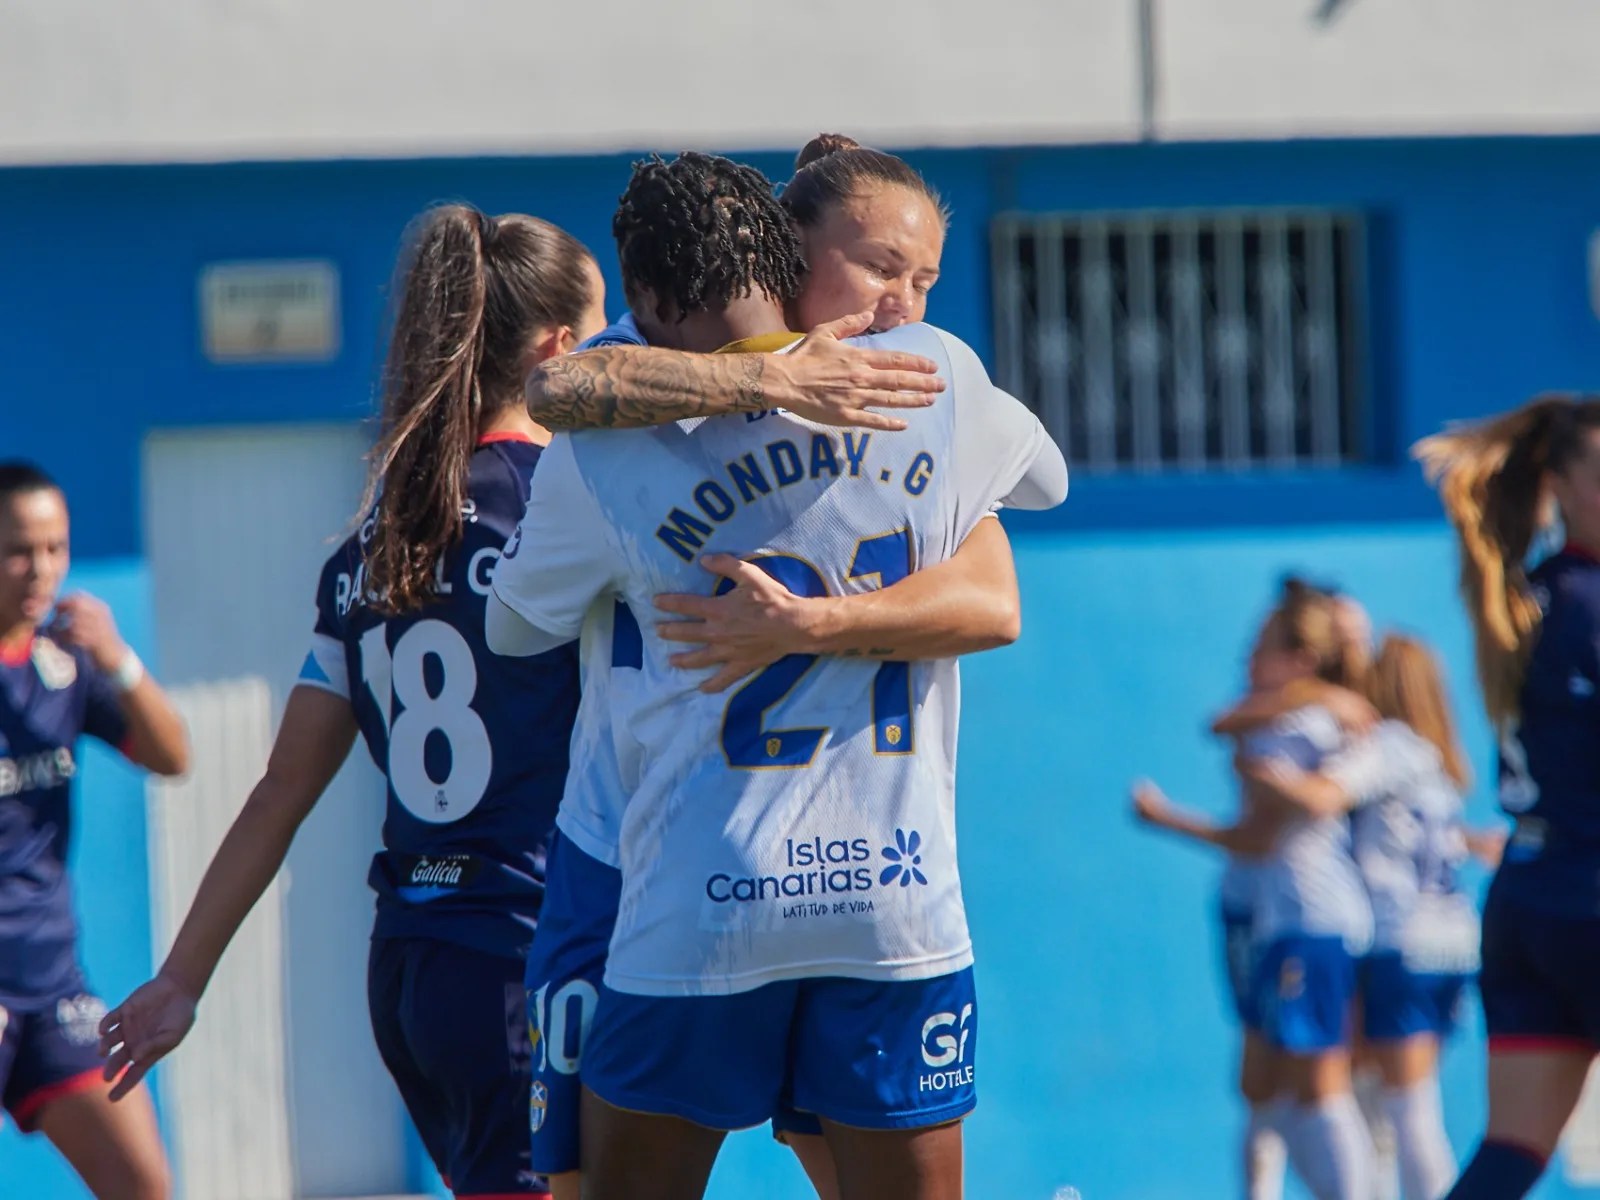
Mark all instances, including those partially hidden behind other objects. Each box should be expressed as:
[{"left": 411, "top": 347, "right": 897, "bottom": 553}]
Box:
[
  {"left": 97, "top": 205, "right": 608, "bottom": 1200},
  {"left": 518, "top": 140, "right": 1031, "bottom": 1200},
  {"left": 1135, "top": 579, "right": 1376, "bottom": 1200},
  {"left": 1240, "top": 633, "right": 1480, "bottom": 1200},
  {"left": 0, "top": 462, "right": 189, "bottom": 1200},
  {"left": 1414, "top": 395, "right": 1600, "bottom": 1200},
  {"left": 491, "top": 150, "right": 1065, "bottom": 1200}
]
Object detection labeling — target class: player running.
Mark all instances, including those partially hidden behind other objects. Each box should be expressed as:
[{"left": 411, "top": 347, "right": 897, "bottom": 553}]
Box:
[
  {"left": 489, "top": 150, "right": 1065, "bottom": 1200},
  {"left": 0, "top": 462, "right": 189, "bottom": 1200},
  {"left": 1417, "top": 396, "right": 1600, "bottom": 1200}
]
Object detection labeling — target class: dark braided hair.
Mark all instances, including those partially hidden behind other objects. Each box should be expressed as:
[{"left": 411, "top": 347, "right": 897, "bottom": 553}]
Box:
[{"left": 613, "top": 152, "right": 806, "bottom": 324}]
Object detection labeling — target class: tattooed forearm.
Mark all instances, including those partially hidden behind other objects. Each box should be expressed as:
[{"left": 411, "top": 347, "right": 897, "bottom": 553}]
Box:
[{"left": 526, "top": 347, "right": 770, "bottom": 431}]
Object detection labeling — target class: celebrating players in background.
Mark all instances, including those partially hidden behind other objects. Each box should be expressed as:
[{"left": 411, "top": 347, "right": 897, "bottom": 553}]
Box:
[
  {"left": 1417, "top": 395, "right": 1600, "bottom": 1200},
  {"left": 95, "top": 205, "right": 608, "bottom": 1200},
  {"left": 0, "top": 462, "right": 189, "bottom": 1200},
  {"left": 1134, "top": 579, "right": 1377, "bottom": 1200},
  {"left": 490, "top": 150, "right": 1065, "bottom": 1200},
  {"left": 1242, "top": 633, "right": 1481, "bottom": 1200}
]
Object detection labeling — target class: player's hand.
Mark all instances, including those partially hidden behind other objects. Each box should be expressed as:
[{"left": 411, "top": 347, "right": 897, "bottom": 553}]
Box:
[
  {"left": 655, "top": 554, "right": 824, "bottom": 693},
  {"left": 1466, "top": 827, "right": 1508, "bottom": 869},
  {"left": 47, "top": 593, "right": 128, "bottom": 675},
  {"left": 1130, "top": 780, "right": 1173, "bottom": 827},
  {"left": 769, "top": 311, "right": 943, "bottom": 431},
  {"left": 98, "top": 973, "right": 198, "bottom": 1102}
]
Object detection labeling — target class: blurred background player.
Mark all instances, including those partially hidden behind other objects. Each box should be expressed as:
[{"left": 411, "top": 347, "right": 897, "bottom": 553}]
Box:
[
  {"left": 1134, "top": 579, "right": 1376, "bottom": 1200},
  {"left": 97, "top": 205, "right": 608, "bottom": 1200},
  {"left": 0, "top": 462, "right": 189, "bottom": 1200},
  {"left": 1417, "top": 395, "right": 1600, "bottom": 1200},
  {"left": 517, "top": 137, "right": 1030, "bottom": 1200},
  {"left": 489, "top": 150, "right": 1065, "bottom": 1200},
  {"left": 1243, "top": 632, "right": 1486, "bottom": 1200}
]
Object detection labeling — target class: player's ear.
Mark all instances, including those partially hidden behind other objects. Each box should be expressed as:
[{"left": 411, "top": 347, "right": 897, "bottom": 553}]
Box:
[{"left": 525, "top": 325, "right": 575, "bottom": 367}]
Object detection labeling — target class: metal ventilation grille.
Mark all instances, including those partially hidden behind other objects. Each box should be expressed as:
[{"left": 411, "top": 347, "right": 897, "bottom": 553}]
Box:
[{"left": 992, "top": 210, "right": 1366, "bottom": 473}]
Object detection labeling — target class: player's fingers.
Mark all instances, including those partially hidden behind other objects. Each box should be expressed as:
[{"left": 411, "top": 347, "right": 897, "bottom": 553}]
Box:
[
  {"left": 805, "top": 311, "right": 875, "bottom": 343},
  {"left": 656, "top": 620, "right": 718, "bottom": 645},
  {"left": 653, "top": 595, "right": 717, "bottom": 621},
  {"left": 857, "top": 379, "right": 941, "bottom": 404},
  {"left": 857, "top": 352, "right": 940, "bottom": 376},
  {"left": 699, "top": 663, "right": 755, "bottom": 694},
  {"left": 697, "top": 552, "right": 750, "bottom": 581},
  {"left": 667, "top": 648, "right": 723, "bottom": 671},
  {"left": 828, "top": 409, "right": 909, "bottom": 432},
  {"left": 102, "top": 1043, "right": 133, "bottom": 1082},
  {"left": 859, "top": 359, "right": 943, "bottom": 385},
  {"left": 108, "top": 1059, "right": 154, "bottom": 1104}
]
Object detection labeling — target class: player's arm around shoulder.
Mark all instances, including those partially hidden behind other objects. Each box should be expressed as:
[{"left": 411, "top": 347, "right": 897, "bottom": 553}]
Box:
[{"left": 524, "top": 312, "right": 943, "bottom": 432}]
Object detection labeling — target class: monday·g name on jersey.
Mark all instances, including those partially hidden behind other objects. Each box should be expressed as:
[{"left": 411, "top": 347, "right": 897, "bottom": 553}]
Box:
[{"left": 655, "top": 428, "right": 938, "bottom": 563}]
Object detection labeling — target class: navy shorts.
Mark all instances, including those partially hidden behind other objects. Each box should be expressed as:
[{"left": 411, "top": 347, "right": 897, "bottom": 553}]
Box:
[
  {"left": 1253, "top": 934, "right": 1356, "bottom": 1054},
  {"left": 0, "top": 983, "right": 108, "bottom": 1132},
  {"left": 1360, "top": 951, "right": 1468, "bottom": 1042},
  {"left": 1480, "top": 876, "right": 1600, "bottom": 1052},
  {"left": 1219, "top": 903, "right": 1261, "bottom": 1030},
  {"left": 583, "top": 967, "right": 977, "bottom": 1133},
  {"left": 368, "top": 937, "right": 549, "bottom": 1198},
  {"left": 523, "top": 835, "right": 821, "bottom": 1174}
]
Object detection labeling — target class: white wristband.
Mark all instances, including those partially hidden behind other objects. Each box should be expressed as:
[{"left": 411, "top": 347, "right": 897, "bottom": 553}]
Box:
[{"left": 111, "top": 650, "right": 146, "bottom": 693}]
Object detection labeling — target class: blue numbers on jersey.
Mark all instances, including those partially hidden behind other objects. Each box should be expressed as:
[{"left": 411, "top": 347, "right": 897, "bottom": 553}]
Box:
[
  {"left": 359, "top": 620, "right": 494, "bottom": 823},
  {"left": 720, "top": 530, "right": 914, "bottom": 770}
]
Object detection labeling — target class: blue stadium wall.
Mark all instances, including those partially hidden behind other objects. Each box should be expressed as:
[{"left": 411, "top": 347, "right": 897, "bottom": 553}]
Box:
[{"left": 3, "top": 135, "right": 1598, "bottom": 1197}]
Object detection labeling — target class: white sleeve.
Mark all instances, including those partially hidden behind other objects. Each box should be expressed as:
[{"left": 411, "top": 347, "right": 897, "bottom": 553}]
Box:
[
  {"left": 489, "top": 434, "right": 618, "bottom": 646},
  {"left": 295, "top": 633, "right": 350, "bottom": 700},
  {"left": 934, "top": 329, "right": 1068, "bottom": 529},
  {"left": 1322, "top": 737, "right": 1391, "bottom": 808}
]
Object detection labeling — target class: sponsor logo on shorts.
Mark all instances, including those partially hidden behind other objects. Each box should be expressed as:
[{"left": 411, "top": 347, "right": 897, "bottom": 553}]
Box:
[
  {"left": 704, "top": 829, "right": 929, "bottom": 920},
  {"left": 919, "top": 1003, "right": 974, "bottom": 1093},
  {"left": 56, "top": 993, "right": 106, "bottom": 1048},
  {"left": 529, "top": 1079, "right": 549, "bottom": 1134}
]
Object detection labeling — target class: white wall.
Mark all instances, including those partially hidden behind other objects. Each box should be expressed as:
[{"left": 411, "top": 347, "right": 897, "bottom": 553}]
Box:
[{"left": 4, "top": 0, "right": 1596, "bottom": 165}]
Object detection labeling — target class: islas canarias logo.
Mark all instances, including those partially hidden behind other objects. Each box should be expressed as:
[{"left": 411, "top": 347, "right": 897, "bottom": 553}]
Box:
[{"left": 705, "top": 828, "right": 929, "bottom": 917}]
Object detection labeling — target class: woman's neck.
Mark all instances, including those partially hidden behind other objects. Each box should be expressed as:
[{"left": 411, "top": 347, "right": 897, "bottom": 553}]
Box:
[
  {"left": 0, "top": 619, "right": 36, "bottom": 659},
  {"left": 481, "top": 404, "right": 550, "bottom": 447}
]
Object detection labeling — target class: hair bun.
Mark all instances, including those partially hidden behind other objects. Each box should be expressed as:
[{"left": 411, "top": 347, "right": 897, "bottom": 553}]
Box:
[{"left": 795, "top": 133, "right": 862, "bottom": 171}]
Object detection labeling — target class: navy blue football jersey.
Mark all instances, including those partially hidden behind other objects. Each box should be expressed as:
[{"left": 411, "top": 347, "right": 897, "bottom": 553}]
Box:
[
  {"left": 1497, "top": 548, "right": 1600, "bottom": 912},
  {"left": 299, "top": 436, "right": 580, "bottom": 960},
  {"left": 0, "top": 637, "right": 128, "bottom": 1009}
]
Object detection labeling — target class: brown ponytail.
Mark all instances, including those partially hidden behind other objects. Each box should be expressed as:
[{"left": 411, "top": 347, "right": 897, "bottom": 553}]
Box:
[
  {"left": 1275, "top": 577, "right": 1365, "bottom": 690},
  {"left": 1413, "top": 395, "right": 1600, "bottom": 727},
  {"left": 360, "top": 204, "right": 596, "bottom": 614},
  {"left": 1365, "top": 634, "right": 1472, "bottom": 790}
]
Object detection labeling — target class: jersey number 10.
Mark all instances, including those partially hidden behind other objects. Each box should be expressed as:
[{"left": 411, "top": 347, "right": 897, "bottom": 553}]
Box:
[{"left": 721, "top": 530, "right": 915, "bottom": 770}]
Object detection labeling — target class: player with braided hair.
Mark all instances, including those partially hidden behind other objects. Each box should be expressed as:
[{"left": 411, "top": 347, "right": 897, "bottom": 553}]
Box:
[{"left": 492, "top": 149, "right": 1064, "bottom": 1200}]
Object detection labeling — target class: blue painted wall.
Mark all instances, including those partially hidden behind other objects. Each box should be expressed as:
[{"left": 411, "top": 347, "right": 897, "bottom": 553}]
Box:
[{"left": 4, "top": 134, "right": 1600, "bottom": 1195}]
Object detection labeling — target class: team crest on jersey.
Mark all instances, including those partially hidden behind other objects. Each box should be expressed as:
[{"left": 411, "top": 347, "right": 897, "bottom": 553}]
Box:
[
  {"left": 32, "top": 639, "right": 77, "bottom": 690},
  {"left": 1278, "top": 958, "right": 1305, "bottom": 1001},
  {"left": 529, "top": 1080, "right": 549, "bottom": 1134},
  {"left": 56, "top": 993, "right": 106, "bottom": 1047}
]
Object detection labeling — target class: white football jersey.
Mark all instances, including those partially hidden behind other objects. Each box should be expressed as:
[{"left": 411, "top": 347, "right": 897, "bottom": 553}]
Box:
[
  {"left": 494, "top": 323, "right": 1064, "bottom": 996},
  {"left": 1246, "top": 706, "right": 1374, "bottom": 953},
  {"left": 1330, "top": 720, "right": 1478, "bottom": 971}
]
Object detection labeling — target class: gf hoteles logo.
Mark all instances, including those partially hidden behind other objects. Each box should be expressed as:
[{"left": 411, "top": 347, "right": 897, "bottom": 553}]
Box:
[{"left": 919, "top": 1002, "right": 974, "bottom": 1093}]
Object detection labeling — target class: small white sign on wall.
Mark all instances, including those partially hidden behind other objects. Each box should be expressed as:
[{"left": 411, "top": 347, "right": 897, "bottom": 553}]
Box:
[
  {"left": 1590, "top": 229, "right": 1600, "bottom": 322},
  {"left": 199, "top": 259, "right": 340, "bottom": 363}
]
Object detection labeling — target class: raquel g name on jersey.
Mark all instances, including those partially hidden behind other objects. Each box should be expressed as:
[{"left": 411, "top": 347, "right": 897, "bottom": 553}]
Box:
[{"left": 298, "top": 437, "right": 579, "bottom": 960}]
